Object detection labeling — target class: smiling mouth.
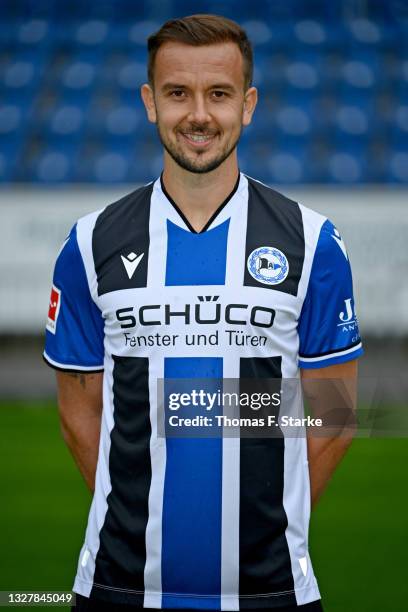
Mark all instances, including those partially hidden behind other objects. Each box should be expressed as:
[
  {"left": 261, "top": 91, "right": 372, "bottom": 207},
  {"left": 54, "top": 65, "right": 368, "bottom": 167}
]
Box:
[{"left": 180, "top": 132, "right": 218, "bottom": 147}]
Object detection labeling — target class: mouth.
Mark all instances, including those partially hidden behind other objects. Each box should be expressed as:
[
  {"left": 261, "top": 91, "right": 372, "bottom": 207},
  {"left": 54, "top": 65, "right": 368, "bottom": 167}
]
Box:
[{"left": 179, "top": 131, "right": 218, "bottom": 149}]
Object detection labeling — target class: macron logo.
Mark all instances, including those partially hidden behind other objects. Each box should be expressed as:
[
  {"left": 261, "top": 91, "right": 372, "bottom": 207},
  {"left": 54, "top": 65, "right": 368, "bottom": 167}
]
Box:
[
  {"left": 121, "top": 252, "right": 144, "bottom": 279},
  {"left": 331, "top": 228, "right": 348, "bottom": 260}
]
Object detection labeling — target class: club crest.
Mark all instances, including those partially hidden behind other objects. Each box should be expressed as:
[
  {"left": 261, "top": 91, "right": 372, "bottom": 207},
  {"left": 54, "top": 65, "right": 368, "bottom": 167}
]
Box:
[{"left": 247, "top": 246, "right": 289, "bottom": 286}]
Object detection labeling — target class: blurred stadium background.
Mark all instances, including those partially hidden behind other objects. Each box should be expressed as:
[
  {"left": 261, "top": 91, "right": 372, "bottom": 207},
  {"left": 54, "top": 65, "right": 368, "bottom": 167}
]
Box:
[{"left": 0, "top": 0, "right": 407, "bottom": 610}]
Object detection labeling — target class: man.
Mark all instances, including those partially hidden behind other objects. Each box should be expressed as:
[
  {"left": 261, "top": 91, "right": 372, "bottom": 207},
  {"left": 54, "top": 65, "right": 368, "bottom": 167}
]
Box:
[{"left": 44, "top": 14, "right": 363, "bottom": 612}]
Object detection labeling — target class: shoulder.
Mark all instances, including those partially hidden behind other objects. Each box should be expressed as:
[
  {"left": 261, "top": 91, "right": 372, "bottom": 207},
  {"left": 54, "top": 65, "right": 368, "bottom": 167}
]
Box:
[
  {"left": 311, "top": 218, "right": 349, "bottom": 264},
  {"left": 93, "top": 182, "right": 154, "bottom": 229},
  {"left": 74, "top": 182, "right": 155, "bottom": 233},
  {"left": 245, "top": 174, "right": 327, "bottom": 233},
  {"left": 245, "top": 174, "right": 299, "bottom": 211}
]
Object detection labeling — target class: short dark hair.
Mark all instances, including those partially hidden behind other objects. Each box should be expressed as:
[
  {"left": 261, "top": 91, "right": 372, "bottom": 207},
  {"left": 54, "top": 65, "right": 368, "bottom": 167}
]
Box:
[{"left": 147, "top": 14, "right": 253, "bottom": 90}]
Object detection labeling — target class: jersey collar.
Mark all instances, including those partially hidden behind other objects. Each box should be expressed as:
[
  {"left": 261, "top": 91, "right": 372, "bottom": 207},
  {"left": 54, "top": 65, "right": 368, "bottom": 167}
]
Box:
[{"left": 157, "top": 171, "right": 244, "bottom": 234}]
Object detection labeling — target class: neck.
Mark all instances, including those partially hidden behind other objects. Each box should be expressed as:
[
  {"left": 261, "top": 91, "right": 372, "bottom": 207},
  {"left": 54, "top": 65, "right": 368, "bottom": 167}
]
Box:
[{"left": 161, "top": 151, "right": 240, "bottom": 232}]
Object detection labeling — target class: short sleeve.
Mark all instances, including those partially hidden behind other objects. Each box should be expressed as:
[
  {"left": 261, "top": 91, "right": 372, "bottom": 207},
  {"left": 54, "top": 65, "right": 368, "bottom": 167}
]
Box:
[
  {"left": 298, "top": 219, "right": 363, "bottom": 369},
  {"left": 43, "top": 224, "right": 104, "bottom": 371}
]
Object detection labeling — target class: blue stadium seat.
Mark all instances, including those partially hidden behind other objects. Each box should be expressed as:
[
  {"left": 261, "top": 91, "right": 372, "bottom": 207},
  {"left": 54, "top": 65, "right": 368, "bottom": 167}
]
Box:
[
  {"left": 253, "top": 53, "right": 289, "bottom": 93},
  {"left": 116, "top": 61, "right": 147, "bottom": 100},
  {"left": 340, "top": 50, "right": 380, "bottom": 91},
  {"left": 61, "top": 60, "right": 98, "bottom": 91},
  {"left": 333, "top": 104, "right": 370, "bottom": 141},
  {"left": 239, "top": 144, "right": 272, "bottom": 184},
  {"left": 74, "top": 20, "right": 109, "bottom": 46},
  {"left": 17, "top": 19, "right": 50, "bottom": 47},
  {"left": 284, "top": 59, "right": 320, "bottom": 92},
  {"left": 46, "top": 105, "right": 86, "bottom": 143},
  {"left": 0, "top": 136, "right": 23, "bottom": 182},
  {"left": 0, "top": 103, "right": 25, "bottom": 138},
  {"left": 387, "top": 151, "right": 408, "bottom": 183},
  {"left": 240, "top": 21, "right": 273, "bottom": 48},
  {"left": 293, "top": 20, "right": 327, "bottom": 47},
  {"left": 3, "top": 56, "right": 41, "bottom": 93},
  {"left": 268, "top": 147, "right": 308, "bottom": 184},
  {"left": 326, "top": 149, "right": 367, "bottom": 183},
  {"left": 29, "top": 142, "right": 80, "bottom": 183},
  {"left": 275, "top": 105, "right": 312, "bottom": 141},
  {"left": 393, "top": 104, "right": 408, "bottom": 137},
  {"left": 103, "top": 105, "right": 143, "bottom": 142},
  {"left": 128, "top": 21, "right": 161, "bottom": 48}
]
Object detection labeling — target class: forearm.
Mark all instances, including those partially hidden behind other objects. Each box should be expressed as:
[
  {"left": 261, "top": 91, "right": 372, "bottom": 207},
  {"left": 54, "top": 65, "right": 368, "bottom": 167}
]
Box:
[
  {"left": 56, "top": 371, "right": 103, "bottom": 493},
  {"left": 301, "top": 359, "right": 358, "bottom": 508},
  {"left": 60, "top": 414, "right": 101, "bottom": 492},
  {"left": 307, "top": 433, "right": 354, "bottom": 508}
]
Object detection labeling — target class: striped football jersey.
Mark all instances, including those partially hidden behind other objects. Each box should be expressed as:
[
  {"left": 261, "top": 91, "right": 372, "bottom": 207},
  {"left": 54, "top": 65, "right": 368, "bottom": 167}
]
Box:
[{"left": 44, "top": 173, "right": 362, "bottom": 609}]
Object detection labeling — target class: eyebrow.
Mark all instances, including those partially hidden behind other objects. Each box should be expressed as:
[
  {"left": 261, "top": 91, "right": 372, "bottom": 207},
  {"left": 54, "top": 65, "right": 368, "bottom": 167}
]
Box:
[{"left": 161, "top": 82, "right": 237, "bottom": 93}]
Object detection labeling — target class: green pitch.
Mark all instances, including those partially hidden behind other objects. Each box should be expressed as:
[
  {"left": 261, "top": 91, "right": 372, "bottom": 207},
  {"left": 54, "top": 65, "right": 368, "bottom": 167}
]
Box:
[{"left": 0, "top": 402, "right": 407, "bottom": 611}]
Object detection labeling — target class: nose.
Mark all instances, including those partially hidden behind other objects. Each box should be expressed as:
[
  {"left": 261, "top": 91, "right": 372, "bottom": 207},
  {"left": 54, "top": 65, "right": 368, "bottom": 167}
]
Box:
[{"left": 187, "top": 94, "right": 212, "bottom": 125}]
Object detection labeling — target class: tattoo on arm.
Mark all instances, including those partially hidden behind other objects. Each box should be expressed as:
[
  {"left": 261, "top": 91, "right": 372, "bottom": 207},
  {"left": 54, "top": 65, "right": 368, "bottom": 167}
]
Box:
[{"left": 66, "top": 372, "right": 87, "bottom": 389}]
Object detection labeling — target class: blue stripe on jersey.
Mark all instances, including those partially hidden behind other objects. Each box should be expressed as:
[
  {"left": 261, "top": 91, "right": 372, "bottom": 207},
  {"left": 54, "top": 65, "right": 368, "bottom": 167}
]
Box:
[
  {"left": 162, "top": 358, "right": 222, "bottom": 610},
  {"left": 165, "top": 218, "right": 230, "bottom": 285},
  {"left": 161, "top": 220, "right": 229, "bottom": 609}
]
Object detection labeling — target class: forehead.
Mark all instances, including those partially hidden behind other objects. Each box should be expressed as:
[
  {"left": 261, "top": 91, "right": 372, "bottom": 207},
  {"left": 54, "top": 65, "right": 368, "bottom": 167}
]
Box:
[{"left": 153, "top": 41, "right": 244, "bottom": 88}]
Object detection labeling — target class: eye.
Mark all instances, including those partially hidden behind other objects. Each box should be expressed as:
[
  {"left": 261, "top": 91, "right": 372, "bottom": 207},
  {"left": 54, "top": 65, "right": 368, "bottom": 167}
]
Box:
[
  {"left": 170, "top": 90, "right": 186, "bottom": 98},
  {"left": 212, "top": 90, "right": 226, "bottom": 98}
]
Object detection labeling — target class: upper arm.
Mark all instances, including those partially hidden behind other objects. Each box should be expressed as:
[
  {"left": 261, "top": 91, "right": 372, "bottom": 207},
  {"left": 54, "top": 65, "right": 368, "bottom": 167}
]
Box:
[
  {"left": 301, "top": 359, "right": 358, "bottom": 407},
  {"left": 301, "top": 359, "right": 358, "bottom": 381},
  {"left": 298, "top": 219, "right": 363, "bottom": 370},
  {"left": 301, "top": 360, "right": 358, "bottom": 436},
  {"left": 56, "top": 371, "right": 103, "bottom": 428}
]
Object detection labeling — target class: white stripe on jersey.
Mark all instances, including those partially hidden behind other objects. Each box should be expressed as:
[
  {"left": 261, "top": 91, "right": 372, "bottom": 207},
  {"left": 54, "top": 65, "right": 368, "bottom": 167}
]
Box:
[
  {"left": 43, "top": 351, "right": 103, "bottom": 371},
  {"left": 299, "top": 342, "right": 363, "bottom": 363}
]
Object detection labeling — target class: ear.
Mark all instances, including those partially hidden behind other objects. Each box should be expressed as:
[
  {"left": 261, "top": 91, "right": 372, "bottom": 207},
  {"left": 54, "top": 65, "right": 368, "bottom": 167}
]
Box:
[
  {"left": 141, "top": 83, "right": 157, "bottom": 123},
  {"left": 242, "top": 86, "right": 258, "bottom": 127}
]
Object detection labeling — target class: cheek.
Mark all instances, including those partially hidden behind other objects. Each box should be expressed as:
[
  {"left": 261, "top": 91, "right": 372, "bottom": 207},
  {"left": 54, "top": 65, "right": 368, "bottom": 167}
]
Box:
[
  {"left": 165, "top": 116, "right": 188, "bottom": 136},
  {"left": 217, "top": 106, "right": 244, "bottom": 132},
  {"left": 156, "top": 101, "right": 188, "bottom": 126}
]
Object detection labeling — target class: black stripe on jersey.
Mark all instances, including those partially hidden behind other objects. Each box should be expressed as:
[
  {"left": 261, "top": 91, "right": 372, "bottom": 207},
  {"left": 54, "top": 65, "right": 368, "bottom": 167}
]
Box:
[
  {"left": 91, "top": 356, "right": 151, "bottom": 604},
  {"left": 244, "top": 177, "right": 305, "bottom": 296},
  {"left": 239, "top": 356, "right": 297, "bottom": 609},
  {"left": 93, "top": 183, "right": 153, "bottom": 296}
]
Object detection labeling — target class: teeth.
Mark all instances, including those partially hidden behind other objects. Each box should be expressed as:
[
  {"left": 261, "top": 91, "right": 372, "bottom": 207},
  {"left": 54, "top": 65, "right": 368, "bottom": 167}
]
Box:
[{"left": 185, "top": 134, "right": 212, "bottom": 142}]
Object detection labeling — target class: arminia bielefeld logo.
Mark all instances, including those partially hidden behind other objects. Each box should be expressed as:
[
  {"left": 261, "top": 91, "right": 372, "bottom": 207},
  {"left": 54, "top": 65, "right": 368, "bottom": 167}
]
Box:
[{"left": 247, "top": 246, "right": 289, "bottom": 286}]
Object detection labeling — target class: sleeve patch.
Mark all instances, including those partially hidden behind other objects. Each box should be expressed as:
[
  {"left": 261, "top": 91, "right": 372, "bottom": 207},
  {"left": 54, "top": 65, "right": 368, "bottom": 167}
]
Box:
[{"left": 46, "top": 284, "right": 61, "bottom": 334}]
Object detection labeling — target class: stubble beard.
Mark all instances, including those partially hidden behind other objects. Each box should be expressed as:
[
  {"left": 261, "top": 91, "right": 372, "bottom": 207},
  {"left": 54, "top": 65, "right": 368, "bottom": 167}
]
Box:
[{"left": 156, "top": 121, "right": 242, "bottom": 174}]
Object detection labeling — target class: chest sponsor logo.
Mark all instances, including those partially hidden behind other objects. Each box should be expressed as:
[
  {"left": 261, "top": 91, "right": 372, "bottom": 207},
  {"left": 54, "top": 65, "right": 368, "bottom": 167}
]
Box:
[
  {"left": 247, "top": 246, "right": 289, "bottom": 286},
  {"left": 46, "top": 284, "right": 61, "bottom": 334},
  {"left": 116, "top": 297, "right": 276, "bottom": 329},
  {"left": 116, "top": 296, "right": 276, "bottom": 349},
  {"left": 121, "top": 251, "right": 144, "bottom": 279}
]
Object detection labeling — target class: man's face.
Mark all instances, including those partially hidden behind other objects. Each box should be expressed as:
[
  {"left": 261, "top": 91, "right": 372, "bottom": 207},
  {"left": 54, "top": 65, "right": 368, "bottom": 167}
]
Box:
[{"left": 141, "top": 41, "right": 257, "bottom": 174}]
